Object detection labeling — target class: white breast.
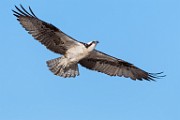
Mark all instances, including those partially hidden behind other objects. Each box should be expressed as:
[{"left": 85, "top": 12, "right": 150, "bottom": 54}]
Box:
[{"left": 65, "top": 44, "right": 91, "bottom": 63}]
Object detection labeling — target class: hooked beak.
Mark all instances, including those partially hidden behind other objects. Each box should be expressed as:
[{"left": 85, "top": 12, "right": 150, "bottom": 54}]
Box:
[{"left": 96, "top": 41, "right": 99, "bottom": 44}]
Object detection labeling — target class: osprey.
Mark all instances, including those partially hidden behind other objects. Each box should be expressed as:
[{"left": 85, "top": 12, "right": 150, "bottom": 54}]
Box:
[{"left": 13, "top": 5, "right": 164, "bottom": 81}]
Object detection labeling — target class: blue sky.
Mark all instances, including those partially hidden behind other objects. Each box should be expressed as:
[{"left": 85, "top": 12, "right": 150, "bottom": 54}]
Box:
[{"left": 0, "top": 0, "right": 179, "bottom": 120}]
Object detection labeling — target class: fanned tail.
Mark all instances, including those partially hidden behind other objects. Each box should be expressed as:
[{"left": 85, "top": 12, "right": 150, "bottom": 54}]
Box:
[{"left": 46, "top": 57, "right": 79, "bottom": 78}]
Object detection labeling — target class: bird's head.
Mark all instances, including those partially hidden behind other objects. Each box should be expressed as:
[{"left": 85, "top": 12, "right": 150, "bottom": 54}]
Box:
[
  {"left": 93, "top": 40, "right": 99, "bottom": 44},
  {"left": 86, "top": 40, "right": 99, "bottom": 51},
  {"left": 87, "top": 40, "right": 99, "bottom": 45}
]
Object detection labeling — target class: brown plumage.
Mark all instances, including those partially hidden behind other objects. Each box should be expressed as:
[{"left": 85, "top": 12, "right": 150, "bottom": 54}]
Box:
[{"left": 13, "top": 5, "right": 165, "bottom": 80}]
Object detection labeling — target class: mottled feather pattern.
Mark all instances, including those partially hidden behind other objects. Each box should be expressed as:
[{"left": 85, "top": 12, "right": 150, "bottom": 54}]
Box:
[
  {"left": 13, "top": 5, "right": 79, "bottom": 54},
  {"left": 79, "top": 51, "right": 164, "bottom": 81},
  {"left": 13, "top": 5, "right": 165, "bottom": 80},
  {"left": 47, "top": 57, "right": 79, "bottom": 78}
]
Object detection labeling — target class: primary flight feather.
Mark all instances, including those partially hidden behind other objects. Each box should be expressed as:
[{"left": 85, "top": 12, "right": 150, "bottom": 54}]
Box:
[{"left": 13, "top": 5, "right": 164, "bottom": 80}]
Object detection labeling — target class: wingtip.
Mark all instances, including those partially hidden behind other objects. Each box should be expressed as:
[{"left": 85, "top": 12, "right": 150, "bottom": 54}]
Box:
[
  {"left": 20, "top": 4, "right": 23, "bottom": 7},
  {"left": 148, "top": 72, "right": 166, "bottom": 81},
  {"left": 12, "top": 4, "right": 37, "bottom": 18},
  {"left": 14, "top": 5, "right": 19, "bottom": 10},
  {"left": 28, "top": 5, "right": 37, "bottom": 18}
]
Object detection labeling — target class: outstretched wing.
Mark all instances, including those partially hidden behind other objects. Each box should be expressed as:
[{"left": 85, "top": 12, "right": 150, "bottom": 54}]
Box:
[
  {"left": 79, "top": 50, "right": 164, "bottom": 81},
  {"left": 12, "top": 5, "right": 83, "bottom": 54}
]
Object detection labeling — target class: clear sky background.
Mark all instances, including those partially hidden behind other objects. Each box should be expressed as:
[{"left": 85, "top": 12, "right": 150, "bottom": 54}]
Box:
[{"left": 0, "top": 0, "right": 179, "bottom": 120}]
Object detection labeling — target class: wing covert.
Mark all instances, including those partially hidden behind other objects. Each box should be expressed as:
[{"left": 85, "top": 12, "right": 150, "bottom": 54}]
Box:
[
  {"left": 80, "top": 50, "right": 164, "bottom": 81},
  {"left": 13, "top": 5, "right": 81, "bottom": 54}
]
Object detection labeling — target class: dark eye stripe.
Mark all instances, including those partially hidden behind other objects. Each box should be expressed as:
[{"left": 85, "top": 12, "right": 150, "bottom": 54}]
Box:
[{"left": 84, "top": 42, "right": 93, "bottom": 48}]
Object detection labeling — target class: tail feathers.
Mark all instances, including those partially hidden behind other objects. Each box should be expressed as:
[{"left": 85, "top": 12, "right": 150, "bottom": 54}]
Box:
[{"left": 46, "top": 57, "right": 79, "bottom": 78}]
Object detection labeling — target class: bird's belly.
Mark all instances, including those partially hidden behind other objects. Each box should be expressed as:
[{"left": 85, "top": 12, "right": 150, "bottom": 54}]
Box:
[{"left": 65, "top": 45, "right": 90, "bottom": 63}]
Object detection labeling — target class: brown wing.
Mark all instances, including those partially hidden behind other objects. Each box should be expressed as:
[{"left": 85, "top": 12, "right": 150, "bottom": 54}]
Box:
[
  {"left": 79, "top": 50, "right": 164, "bottom": 81},
  {"left": 12, "top": 5, "right": 82, "bottom": 54}
]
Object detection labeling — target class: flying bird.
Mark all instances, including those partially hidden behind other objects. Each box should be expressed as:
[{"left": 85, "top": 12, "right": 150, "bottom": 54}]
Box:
[{"left": 12, "top": 5, "right": 164, "bottom": 81}]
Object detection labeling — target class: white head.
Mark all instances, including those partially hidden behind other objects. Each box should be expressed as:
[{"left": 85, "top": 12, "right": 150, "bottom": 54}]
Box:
[{"left": 86, "top": 41, "right": 99, "bottom": 51}]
